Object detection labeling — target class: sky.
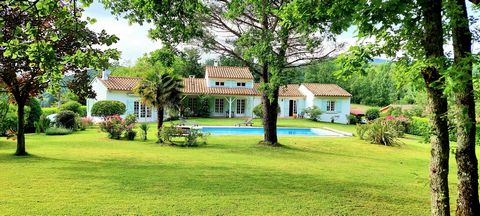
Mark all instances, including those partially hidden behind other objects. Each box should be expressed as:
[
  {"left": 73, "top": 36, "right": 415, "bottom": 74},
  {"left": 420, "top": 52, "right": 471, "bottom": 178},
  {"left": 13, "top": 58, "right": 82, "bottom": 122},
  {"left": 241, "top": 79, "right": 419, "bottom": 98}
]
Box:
[
  {"left": 83, "top": 1, "right": 357, "bottom": 66},
  {"left": 83, "top": 1, "right": 478, "bottom": 66}
]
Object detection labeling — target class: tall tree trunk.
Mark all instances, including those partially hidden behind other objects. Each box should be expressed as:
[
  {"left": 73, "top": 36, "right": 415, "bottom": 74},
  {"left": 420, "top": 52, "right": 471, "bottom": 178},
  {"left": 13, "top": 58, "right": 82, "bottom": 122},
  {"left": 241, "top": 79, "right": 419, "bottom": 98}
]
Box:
[
  {"left": 449, "top": 0, "right": 480, "bottom": 214},
  {"left": 260, "top": 64, "right": 279, "bottom": 145},
  {"left": 421, "top": 0, "right": 451, "bottom": 214},
  {"left": 15, "top": 101, "right": 27, "bottom": 156},
  {"left": 262, "top": 90, "right": 279, "bottom": 145},
  {"left": 157, "top": 106, "right": 164, "bottom": 143}
]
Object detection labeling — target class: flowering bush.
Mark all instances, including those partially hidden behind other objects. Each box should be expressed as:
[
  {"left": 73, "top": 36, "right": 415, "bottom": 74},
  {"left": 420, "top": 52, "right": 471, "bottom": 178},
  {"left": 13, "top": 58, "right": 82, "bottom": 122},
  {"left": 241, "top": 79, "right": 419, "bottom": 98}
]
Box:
[
  {"left": 80, "top": 116, "right": 94, "bottom": 127},
  {"left": 99, "top": 115, "right": 138, "bottom": 140},
  {"left": 99, "top": 115, "right": 125, "bottom": 139}
]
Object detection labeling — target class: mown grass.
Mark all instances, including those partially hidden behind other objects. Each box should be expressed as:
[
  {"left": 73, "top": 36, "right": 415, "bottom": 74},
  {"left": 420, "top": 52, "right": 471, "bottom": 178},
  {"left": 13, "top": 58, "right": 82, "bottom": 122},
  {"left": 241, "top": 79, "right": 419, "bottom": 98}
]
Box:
[{"left": 0, "top": 118, "right": 466, "bottom": 215}]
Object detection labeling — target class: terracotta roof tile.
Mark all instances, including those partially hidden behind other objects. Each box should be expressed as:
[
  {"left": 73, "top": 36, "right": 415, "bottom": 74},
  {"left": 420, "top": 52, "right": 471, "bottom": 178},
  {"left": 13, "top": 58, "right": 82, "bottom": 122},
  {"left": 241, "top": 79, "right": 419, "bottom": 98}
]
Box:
[
  {"left": 302, "top": 83, "right": 352, "bottom": 97},
  {"left": 279, "top": 84, "right": 303, "bottom": 97},
  {"left": 98, "top": 77, "right": 141, "bottom": 91},
  {"left": 206, "top": 66, "right": 254, "bottom": 79}
]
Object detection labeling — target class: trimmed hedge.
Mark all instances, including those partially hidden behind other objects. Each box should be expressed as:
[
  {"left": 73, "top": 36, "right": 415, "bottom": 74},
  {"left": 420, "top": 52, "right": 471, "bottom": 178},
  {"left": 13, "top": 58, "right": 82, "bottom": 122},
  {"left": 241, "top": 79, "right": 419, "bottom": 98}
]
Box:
[
  {"left": 55, "top": 111, "right": 77, "bottom": 129},
  {"left": 42, "top": 107, "right": 59, "bottom": 116},
  {"left": 407, "top": 117, "right": 429, "bottom": 137},
  {"left": 365, "top": 108, "right": 380, "bottom": 120},
  {"left": 91, "top": 101, "right": 126, "bottom": 117},
  {"left": 60, "top": 101, "right": 82, "bottom": 114}
]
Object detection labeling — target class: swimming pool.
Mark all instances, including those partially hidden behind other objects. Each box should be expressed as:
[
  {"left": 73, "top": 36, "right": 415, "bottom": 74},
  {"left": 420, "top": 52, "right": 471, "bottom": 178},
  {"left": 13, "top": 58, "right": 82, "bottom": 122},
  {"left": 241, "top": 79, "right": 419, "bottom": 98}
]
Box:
[{"left": 200, "top": 127, "right": 344, "bottom": 136}]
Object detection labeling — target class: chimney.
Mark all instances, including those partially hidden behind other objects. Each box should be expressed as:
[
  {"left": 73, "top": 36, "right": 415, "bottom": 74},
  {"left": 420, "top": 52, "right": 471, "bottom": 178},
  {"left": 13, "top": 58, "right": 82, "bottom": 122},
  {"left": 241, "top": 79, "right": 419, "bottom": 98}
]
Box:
[
  {"left": 214, "top": 60, "right": 219, "bottom": 66},
  {"left": 102, "top": 70, "right": 111, "bottom": 80},
  {"left": 189, "top": 75, "right": 195, "bottom": 79}
]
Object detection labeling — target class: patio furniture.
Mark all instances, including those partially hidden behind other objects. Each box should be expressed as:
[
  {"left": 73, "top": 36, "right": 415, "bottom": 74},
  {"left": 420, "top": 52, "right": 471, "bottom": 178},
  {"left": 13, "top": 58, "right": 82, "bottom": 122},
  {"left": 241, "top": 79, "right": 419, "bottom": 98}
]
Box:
[{"left": 235, "top": 118, "right": 253, "bottom": 127}]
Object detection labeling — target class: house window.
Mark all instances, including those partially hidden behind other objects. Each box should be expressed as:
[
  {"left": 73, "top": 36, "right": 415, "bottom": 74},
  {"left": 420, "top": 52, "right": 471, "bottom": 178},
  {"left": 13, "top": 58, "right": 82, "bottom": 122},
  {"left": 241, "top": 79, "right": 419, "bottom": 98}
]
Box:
[
  {"left": 140, "top": 103, "right": 146, "bottom": 117},
  {"left": 215, "top": 81, "right": 225, "bottom": 86},
  {"left": 146, "top": 106, "right": 152, "bottom": 118},
  {"left": 187, "top": 97, "right": 196, "bottom": 112},
  {"left": 215, "top": 98, "right": 224, "bottom": 113},
  {"left": 135, "top": 101, "right": 152, "bottom": 118},
  {"left": 236, "top": 99, "right": 246, "bottom": 114},
  {"left": 236, "top": 82, "right": 246, "bottom": 87},
  {"left": 327, "top": 101, "right": 336, "bottom": 112},
  {"left": 134, "top": 101, "right": 140, "bottom": 117}
]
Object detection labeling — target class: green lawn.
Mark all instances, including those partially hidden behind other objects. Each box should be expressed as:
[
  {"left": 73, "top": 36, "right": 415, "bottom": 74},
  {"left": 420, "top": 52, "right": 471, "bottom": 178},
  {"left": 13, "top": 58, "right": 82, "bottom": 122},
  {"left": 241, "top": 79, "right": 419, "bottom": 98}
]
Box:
[{"left": 0, "top": 118, "right": 464, "bottom": 215}]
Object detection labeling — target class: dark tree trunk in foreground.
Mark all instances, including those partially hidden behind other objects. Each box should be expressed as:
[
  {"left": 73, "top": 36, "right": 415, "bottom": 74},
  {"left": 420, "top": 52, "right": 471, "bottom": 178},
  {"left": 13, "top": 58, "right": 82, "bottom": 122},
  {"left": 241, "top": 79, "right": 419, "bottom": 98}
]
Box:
[
  {"left": 15, "top": 101, "right": 27, "bottom": 156},
  {"left": 260, "top": 65, "right": 279, "bottom": 145},
  {"left": 421, "top": 0, "right": 451, "bottom": 214},
  {"left": 449, "top": 0, "right": 480, "bottom": 214},
  {"left": 157, "top": 106, "right": 164, "bottom": 143}
]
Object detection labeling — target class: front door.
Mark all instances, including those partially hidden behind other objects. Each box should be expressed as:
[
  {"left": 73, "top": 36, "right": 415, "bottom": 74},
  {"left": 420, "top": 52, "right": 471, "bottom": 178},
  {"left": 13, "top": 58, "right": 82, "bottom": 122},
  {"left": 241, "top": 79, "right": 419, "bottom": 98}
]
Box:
[{"left": 289, "top": 100, "right": 297, "bottom": 117}]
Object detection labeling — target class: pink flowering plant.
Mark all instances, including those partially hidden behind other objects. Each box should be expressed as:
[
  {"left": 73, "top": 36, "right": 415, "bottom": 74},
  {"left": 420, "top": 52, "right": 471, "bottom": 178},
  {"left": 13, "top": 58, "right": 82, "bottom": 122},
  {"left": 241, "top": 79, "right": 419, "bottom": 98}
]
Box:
[{"left": 99, "top": 114, "right": 138, "bottom": 140}]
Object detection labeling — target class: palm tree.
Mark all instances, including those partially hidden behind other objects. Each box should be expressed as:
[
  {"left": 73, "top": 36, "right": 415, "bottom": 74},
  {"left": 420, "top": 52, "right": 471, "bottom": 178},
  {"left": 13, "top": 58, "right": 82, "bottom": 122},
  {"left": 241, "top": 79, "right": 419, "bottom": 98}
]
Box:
[{"left": 134, "top": 70, "right": 183, "bottom": 143}]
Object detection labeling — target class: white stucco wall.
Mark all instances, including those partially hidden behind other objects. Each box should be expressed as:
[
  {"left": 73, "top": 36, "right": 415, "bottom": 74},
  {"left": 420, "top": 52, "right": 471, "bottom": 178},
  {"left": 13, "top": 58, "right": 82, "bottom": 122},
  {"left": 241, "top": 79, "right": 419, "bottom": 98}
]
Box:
[
  {"left": 299, "top": 85, "right": 315, "bottom": 107},
  {"left": 87, "top": 79, "right": 158, "bottom": 122},
  {"left": 312, "top": 97, "right": 351, "bottom": 124},
  {"left": 207, "top": 78, "right": 254, "bottom": 88}
]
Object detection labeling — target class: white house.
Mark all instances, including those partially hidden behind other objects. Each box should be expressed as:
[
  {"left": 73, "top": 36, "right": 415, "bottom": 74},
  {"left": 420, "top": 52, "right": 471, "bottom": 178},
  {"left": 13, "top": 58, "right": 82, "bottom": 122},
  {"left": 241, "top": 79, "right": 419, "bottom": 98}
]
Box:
[{"left": 86, "top": 66, "right": 352, "bottom": 124}]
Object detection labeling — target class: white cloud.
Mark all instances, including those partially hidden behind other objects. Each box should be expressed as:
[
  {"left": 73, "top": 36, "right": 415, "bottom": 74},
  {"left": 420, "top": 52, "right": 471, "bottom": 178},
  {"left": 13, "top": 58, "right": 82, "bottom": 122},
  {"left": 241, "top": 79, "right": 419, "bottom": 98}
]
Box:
[{"left": 83, "top": 2, "right": 163, "bottom": 65}]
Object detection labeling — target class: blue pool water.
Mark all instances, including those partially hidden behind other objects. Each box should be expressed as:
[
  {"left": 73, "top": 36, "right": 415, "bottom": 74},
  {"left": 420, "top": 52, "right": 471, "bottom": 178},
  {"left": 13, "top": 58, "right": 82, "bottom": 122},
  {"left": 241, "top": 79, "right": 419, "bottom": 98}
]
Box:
[{"left": 200, "top": 127, "right": 342, "bottom": 136}]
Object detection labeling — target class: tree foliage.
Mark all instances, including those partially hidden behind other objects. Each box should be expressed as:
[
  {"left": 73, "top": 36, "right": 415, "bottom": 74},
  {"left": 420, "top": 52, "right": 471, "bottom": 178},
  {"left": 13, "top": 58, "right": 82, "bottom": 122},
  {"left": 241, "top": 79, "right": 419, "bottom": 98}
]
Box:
[{"left": 0, "top": 0, "right": 119, "bottom": 155}]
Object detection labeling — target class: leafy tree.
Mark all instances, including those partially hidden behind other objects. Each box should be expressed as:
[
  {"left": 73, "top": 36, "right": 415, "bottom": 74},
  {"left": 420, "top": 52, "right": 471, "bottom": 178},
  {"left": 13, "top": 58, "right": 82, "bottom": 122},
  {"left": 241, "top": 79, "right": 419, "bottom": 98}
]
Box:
[
  {"left": 446, "top": 0, "right": 480, "bottom": 214},
  {"left": 101, "top": 0, "right": 354, "bottom": 145},
  {"left": 336, "top": 0, "right": 480, "bottom": 213},
  {"left": 178, "top": 48, "right": 204, "bottom": 78},
  {"left": 134, "top": 69, "right": 183, "bottom": 143},
  {"left": 0, "top": 0, "right": 119, "bottom": 155}
]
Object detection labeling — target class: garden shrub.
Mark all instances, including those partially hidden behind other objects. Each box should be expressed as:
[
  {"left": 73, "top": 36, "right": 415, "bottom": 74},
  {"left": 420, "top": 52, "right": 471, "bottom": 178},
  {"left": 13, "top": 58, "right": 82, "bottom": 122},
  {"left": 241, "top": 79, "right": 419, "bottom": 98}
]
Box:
[
  {"left": 45, "top": 127, "right": 72, "bottom": 136},
  {"left": 91, "top": 100, "right": 126, "bottom": 117},
  {"left": 124, "top": 114, "right": 137, "bottom": 140},
  {"left": 80, "top": 106, "right": 87, "bottom": 117},
  {"left": 60, "top": 101, "right": 82, "bottom": 114},
  {"left": 0, "top": 105, "right": 18, "bottom": 135},
  {"left": 161, "top": 126, "right": 208, "bottom": 147},
  {"left": 99, "top": 115, "right": 125, "bottom": 139},
  {"left": 408, "top": 117, "right": 429, "bottom": 137},
  {"left": 347, "top": 114, "right": 360, "bottom": 125},
  {"left": 356, "top": 117, "right": 401, "bottom": 146},
  {"left": 365, "top": 108, "right": 380, "bottom": 121},
  {"left": 35, "top": 114, "right": 51, "bottom": 133},
  {"left": 42, "top": 107, "right": 58, "bottom": 116},
  {"left": 384, "top": 116, "right": 409, "bottom": 137},
  {"left": 356, "top": 124, "right": 369, "bottom": 140},
  {"left": 55, "top": 111, "right": 77, "bottom": 130},
  {"left": 25, "top": 98, "right": 42, "bottom": 133},
  {"left": 140, "top": 123, "right": 149, "bottom": 141},
  {"left": 99, "top": 115, "right": 137, "bottom": 140},
  {"left": 304, "top": 106, "right": 322, "bottom": 121},
  {"left": 253, "top": 104, "right": 281, "bottom": 118},
  {"left": 80, "top": 117, "right": 94, "bottom": 127},
  {"left": 366, "top": 118, "right": 400, "bottom": 146}
]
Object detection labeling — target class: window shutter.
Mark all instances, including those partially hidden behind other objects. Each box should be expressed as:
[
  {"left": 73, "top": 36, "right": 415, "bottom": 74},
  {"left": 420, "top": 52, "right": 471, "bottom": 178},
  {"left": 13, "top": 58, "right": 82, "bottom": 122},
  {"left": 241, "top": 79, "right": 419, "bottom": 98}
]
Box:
[
  {"left": 126, "top": 100, "right": 133, "bottom": 114},
  {"left": 335, "top": 100, "right": 341, "bottom": 113}
]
